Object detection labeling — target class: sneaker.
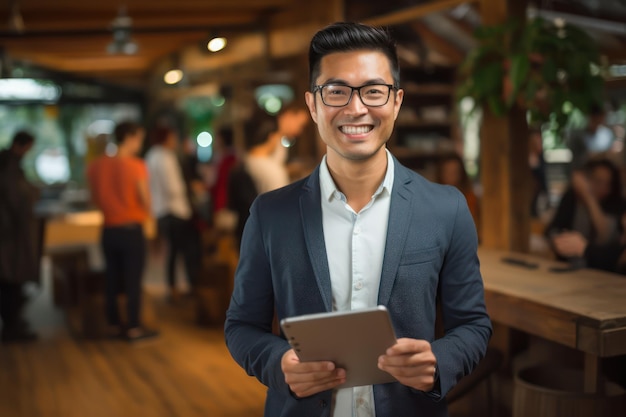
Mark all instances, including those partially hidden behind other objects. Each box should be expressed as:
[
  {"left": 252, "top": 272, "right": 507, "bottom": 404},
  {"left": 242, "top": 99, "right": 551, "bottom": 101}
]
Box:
[{"left": 125, "top": 327, "right": 159, "bottom": 342}]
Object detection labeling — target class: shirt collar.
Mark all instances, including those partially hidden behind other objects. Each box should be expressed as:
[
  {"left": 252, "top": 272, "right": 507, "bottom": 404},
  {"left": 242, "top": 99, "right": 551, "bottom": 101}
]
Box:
[{"left": 319, "top": 149, "right": 395, "bottom": 202}]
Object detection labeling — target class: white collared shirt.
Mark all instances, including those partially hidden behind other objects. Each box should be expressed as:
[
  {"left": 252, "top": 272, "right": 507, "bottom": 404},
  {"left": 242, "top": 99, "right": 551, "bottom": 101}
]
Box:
[{"left": 319, "top": 150, "right": 394, "bottom": 417}]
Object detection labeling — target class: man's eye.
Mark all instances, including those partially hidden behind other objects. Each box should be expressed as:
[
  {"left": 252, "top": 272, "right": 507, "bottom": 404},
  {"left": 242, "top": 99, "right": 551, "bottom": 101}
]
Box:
[
  {"left": 327, "top": 88, "right": 348, "bottom": 96},
  {"left": 363, "top": 87, "right": 384, "bottom": 95}
]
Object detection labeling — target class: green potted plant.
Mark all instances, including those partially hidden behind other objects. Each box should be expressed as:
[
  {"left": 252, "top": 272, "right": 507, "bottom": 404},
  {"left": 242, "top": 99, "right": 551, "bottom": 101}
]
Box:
[{"left": 456, "top": 16, "right": 605, "bottom": 133}]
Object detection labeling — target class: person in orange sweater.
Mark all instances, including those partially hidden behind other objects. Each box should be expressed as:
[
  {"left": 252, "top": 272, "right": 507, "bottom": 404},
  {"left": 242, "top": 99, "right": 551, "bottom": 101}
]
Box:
[{"left": 87, "top": 120, "right": 158, "bottom": 342}]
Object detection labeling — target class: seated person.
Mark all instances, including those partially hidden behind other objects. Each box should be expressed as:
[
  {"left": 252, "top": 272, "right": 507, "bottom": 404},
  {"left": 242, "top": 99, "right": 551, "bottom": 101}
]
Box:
[
  {"left": 546, "top": 158, "right": 625, "bottom": 263},
  {"left": 551, "top": 228, "right": 625, "bottom": 274}
]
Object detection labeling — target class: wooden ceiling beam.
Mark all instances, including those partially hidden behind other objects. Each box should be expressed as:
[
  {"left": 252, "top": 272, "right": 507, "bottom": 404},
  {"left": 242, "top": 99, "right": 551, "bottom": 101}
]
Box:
[
  {"left": 364, "top": 0, "right": 476, "bottom": 27},
  {"left": 0, "top": 15, "right": 258, "bottom": 35},
  {"left": 410, "top": 21, "right": 464, "bottom": 65},
  {"left": 0, "top": 0, "right": 292, "bottom": 12},
  {"left": 8, "top": 54, "right": 151, "bottom": 72},
  {"left": 3, "top": 34, "right": 208, "bottom": 51}
]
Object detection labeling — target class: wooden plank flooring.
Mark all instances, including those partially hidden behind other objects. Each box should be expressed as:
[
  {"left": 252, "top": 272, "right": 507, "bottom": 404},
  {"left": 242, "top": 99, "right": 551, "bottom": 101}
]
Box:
[
  {"left": 0, "top": 248, "right": 498, "bottom": 417},
  {"left": 0, "top": 256, "right": 265, "bottom": 417}
]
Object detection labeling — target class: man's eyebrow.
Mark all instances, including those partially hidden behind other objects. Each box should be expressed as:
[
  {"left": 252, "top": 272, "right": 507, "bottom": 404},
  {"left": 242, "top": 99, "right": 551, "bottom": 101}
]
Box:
[{"left": 319, "top": 78, "right": 389, "bottom": 86}]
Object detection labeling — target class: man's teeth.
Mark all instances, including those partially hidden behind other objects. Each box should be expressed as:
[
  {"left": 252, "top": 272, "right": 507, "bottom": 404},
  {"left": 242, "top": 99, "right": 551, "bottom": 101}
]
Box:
[{"left": 340, "top": 125, "right": 372, "bottom": 134}]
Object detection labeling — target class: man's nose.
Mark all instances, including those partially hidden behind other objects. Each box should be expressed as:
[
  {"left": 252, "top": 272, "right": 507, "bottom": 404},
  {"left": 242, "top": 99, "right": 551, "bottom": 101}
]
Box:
[{"left": 345, "top": 90, "right": 368, "bottom": 114}]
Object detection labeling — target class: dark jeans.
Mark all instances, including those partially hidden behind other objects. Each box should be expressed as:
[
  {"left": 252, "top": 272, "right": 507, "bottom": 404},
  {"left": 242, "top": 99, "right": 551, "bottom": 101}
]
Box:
[
  {"left": 157, "top": 214, "right": 201, "bottom": 290},
  {"left": 101, "top": 224, "right": 146, "bottom": 328},
  {"left": 0, "top": 282, "right": 24, "bottom": 330}
]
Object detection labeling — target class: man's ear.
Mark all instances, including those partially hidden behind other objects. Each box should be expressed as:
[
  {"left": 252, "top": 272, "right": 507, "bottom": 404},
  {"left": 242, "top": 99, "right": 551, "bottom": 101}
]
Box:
[
  {"left": 305, "top": 91, "right": 318, "bottom": 125},
  {"left": 392, "top": 88, "right": 404, "bottom": 121}
]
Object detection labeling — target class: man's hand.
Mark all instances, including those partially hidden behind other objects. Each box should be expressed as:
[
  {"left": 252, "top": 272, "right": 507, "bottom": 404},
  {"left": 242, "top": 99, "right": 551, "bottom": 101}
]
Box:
[
  {"left": 281, "top": 349, "right": 346, "bottom": 398},
  {"left": 377, "top": 338, "right": 437, "bottom": 392}
]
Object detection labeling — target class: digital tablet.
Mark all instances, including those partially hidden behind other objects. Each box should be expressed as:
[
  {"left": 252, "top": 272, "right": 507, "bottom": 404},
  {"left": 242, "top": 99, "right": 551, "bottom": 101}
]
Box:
[{"left": 280, "top": 305, "right": 398, "bottom": 388}]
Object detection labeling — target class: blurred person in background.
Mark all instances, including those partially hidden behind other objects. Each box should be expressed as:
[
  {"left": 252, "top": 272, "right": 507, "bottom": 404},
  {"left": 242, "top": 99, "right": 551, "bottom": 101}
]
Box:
[
  {"left": 227, "top": 106, "right": 310, "bottom": 248},
  {"left": 436, "top": 153, "right": 479, "bottom": 228},
  {"left": 87, "top": 121, "right": 158, "bottom": 342},
  {"left": 227, "top": 111, "right": 277, "bottom": 247},
  {"left": 145, "top": 126, "right": 201, "bottom": 303},
  {"left": 210, "top": 126, "right": 238, "bottom": 221},
  {"left": 0, "top": 130, "right": 39, "bottom": 343},
  {"left": 546, "top": 158, "right": 625, "bottom": 265},
  {"left": 245, "top": 105, "right": 310, "bottom": 195}
]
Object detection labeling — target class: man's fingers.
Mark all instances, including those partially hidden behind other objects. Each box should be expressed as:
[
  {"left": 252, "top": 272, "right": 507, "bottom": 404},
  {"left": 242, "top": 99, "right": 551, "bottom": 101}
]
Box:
[
  {"left": 281, "top": 349, "right": 347, "bottom": 398},
  {"left": 378, "top": 352, "right": 436, "bottom": 370},
  {"left": 385, "top": 338, "right": 431, "bottom": 355},
  {"left": 290, "top": 379, "right": 343, "bottom": 398},
  {"left": 287, "top": 369, "right": 346, "bottom": 398}
]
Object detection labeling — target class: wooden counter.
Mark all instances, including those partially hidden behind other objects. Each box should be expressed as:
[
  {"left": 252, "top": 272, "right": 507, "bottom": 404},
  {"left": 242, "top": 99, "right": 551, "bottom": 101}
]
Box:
[{"left": 479, "top": 248, "right": 626, "bottom": 393}]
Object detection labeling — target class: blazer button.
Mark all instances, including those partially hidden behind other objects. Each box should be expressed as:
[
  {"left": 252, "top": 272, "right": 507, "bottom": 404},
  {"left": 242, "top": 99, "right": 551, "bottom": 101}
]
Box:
[{"left": 318, "top": 399, "right": 327, "bottom": 408}]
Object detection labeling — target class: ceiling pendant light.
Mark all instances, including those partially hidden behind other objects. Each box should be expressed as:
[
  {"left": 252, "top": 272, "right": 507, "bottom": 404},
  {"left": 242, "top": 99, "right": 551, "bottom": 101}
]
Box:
[
  {"left": 107, "top": 7, "right": 138, "bottom": 55},
  {"left": 8, "top": 0, "right": 25, "bottom": 33}
]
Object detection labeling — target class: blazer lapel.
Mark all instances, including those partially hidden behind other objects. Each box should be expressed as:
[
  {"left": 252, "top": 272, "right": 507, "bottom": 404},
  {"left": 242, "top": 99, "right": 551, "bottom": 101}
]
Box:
[
  {"left": 378, "top": 161, "right": 413, "bottom": 306},
  {"left": 300, "top": 168, "right": 333, "bottom": 312}
]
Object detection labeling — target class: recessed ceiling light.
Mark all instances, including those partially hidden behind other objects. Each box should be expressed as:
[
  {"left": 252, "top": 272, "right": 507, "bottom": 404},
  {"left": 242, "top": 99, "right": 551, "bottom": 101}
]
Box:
[
  {"left": 164, "top": 69, "right": 183, "bottom": 85},
  {"left": 207, "top": 37, "right": 227, "bottom": 52}
]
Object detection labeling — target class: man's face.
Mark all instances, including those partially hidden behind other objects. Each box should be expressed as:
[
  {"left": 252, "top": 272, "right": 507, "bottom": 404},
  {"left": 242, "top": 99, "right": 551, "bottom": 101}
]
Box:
[{"left": 305, "top": 50, "right": 403, "bottom": 165}]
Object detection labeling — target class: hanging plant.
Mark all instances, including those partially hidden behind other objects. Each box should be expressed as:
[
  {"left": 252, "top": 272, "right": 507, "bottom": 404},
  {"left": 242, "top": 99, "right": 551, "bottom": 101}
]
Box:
[{"left": 456, "top": 17, "right": 605, "bottom": 134}]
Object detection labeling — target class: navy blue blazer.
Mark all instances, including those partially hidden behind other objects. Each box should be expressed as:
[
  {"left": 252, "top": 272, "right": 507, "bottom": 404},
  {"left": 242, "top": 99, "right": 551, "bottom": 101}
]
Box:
[{"left": 225, "top": 157, "right": 492, "bottom": 417}]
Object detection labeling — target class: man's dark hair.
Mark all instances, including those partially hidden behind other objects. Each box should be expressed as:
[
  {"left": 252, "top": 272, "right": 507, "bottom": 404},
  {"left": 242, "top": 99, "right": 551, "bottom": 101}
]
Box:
[
  {"left": 308, "top": 22, "right": 400, "bottom": 91},
  {"left": 114, "top": 120, "right": 142, "bottom": 144},
  {"left": 11, "top": 130, "right": 35, "bottom": 148}
]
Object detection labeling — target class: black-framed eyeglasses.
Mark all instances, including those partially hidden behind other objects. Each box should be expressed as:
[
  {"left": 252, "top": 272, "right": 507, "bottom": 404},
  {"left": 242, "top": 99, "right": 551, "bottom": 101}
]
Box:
[{"left": 314, "top": 83, "right": 396, "bottom": 107}]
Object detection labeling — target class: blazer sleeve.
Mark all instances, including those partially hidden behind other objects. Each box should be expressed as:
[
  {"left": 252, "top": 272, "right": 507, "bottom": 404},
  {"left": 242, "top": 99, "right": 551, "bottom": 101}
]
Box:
[
  {"left": 224, "top": 198, "right": 292, "bottom": 394},
  {"left": 430, "top": 191, "right": 492, "bottom": 398}
]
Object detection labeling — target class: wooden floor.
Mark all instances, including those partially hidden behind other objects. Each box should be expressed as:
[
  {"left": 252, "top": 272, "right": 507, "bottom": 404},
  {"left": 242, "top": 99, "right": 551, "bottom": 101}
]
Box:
[
  {"left": 0, "top": 247, "right": 496, "bottom": 417},
  {"left": 0, "top": 255, "right": 266, "bottom": 417}
]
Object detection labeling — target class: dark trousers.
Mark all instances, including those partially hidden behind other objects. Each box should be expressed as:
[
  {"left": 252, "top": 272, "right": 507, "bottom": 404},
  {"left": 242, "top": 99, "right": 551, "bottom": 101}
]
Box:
[
  {"left": 101, "top": 224, "right": 146, "bottom": 328},
  {"left": 158, "top": 215, "right": 201, "bottom": 290},
  {"left": 0, "top": 282, "right": 24, "bottom": 330}
]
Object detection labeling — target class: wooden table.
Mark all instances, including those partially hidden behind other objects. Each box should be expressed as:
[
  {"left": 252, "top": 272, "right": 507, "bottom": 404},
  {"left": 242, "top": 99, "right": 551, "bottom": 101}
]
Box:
[{"left": 479, "top": 248, "right": 626, "bottom": 393}]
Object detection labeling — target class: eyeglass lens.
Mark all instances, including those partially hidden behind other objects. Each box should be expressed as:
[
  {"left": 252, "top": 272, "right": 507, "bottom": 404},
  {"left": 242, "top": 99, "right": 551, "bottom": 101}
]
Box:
[{"left": 320, "top": 84, "right": 391, "bottom": 107}]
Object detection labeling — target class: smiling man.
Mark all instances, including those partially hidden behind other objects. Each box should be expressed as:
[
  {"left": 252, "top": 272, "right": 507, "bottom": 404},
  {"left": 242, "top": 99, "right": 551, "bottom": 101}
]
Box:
[{"left": 225, "top": 22, "right": 491, "bottom": 417}]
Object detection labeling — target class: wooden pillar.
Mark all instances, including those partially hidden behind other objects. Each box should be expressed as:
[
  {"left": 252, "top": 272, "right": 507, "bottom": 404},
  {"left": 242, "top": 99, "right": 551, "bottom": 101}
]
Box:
[
  {"left": 479, "top": 0, "right": 530, "bottom": 252},
  {"left": 479, "top": 3, "right": 533, "bottom": 412}
]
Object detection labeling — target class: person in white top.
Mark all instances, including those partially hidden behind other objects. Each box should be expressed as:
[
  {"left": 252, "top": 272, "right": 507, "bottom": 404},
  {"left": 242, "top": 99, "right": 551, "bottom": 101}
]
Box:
[
  {"left": 244, "top": 105, "right": 310, "bottom": 194},
  {"left": 145, "top": 126, "right": 201, "bottom": 301}
]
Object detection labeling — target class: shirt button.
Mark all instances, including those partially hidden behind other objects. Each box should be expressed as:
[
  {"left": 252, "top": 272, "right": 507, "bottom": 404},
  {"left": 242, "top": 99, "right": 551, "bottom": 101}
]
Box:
[
  {"left": 356, "top": 397, "right": 365, "bottom": 406},
  {"left": 354, "top": 281, "right": 363, "bottom": 290},
  {"left": 354, "top": 227, "right": 361, "bottom": 234},
  {"left": 318, "top": 399, "right": 327, "bottom": 408}
]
